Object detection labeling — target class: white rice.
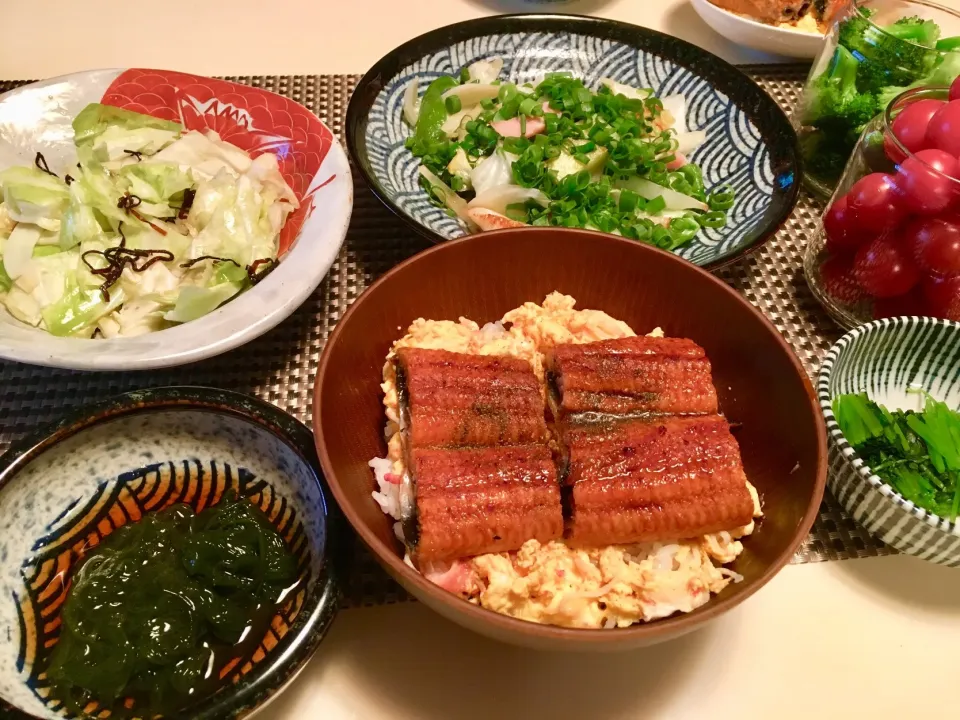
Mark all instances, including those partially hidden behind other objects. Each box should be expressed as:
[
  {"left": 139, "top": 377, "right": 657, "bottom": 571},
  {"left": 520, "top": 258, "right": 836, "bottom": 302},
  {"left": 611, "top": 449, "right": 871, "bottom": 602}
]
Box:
[{"left": 369, "top": 457, "right": 401, "bottom": 520}]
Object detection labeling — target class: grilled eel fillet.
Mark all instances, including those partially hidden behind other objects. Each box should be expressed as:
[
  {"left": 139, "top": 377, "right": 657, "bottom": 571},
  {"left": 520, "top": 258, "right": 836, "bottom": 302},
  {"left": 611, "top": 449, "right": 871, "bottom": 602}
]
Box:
[
  {"left": 559, "top": 415, "right": 754, "bottom": 546},
  {"left": 545, "top": 336, "right": 718, "bottom": 419},
  {"left": 395, "top": 348, "right": 547, "bottom": 448},
  {"left": 408, "top": 445, "right": 563, "bottom": 562}
]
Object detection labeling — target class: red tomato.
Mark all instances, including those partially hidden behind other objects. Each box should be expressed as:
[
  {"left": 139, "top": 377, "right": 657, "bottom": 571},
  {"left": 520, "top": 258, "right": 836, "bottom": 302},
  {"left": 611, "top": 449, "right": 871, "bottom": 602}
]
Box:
[
  {"left": 872, "top": 289, "right": 928, "bottom": 319},
  {"left": 895, "top": 149, "right": 960, "bottom": 215},
  {"left": 904, "top": 216, "right": 960, "bottom": 275},
  {"left": 921, "top": 273, "right": 960, "bottom": 321},
  {"left": 847, "top": 173, "right": 907, "bottom": 234},
  {"left": 952, "top": 76, "right": 960, "bottom": 103},
  {"left": 926, "top": 100, "right": 960, "bottom": 157},
  {"left": 891, "top": 99, "right": 944, "bottom": 154},
  {"left": 820, "top": 254, "right": 866, "bottom": 305},
  {"left": 853, "top": 236, "right": 921, "bottom": 297},
  {"left": 823, "top": 195, "right": 869, "bottom": 253}
]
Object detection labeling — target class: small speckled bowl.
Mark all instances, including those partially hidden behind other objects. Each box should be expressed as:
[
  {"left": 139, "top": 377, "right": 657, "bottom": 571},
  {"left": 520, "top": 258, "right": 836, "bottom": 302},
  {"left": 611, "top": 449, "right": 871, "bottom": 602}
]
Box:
[
  {"left": 819, "top": 317, "right": 960, "bottom": 565},
  {"left": 0, "top": 387, "right": 339, "bottom": 720}
]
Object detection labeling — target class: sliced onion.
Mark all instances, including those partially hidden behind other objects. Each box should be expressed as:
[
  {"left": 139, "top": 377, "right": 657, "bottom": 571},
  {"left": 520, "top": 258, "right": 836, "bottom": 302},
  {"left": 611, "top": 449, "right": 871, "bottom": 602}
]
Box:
[
  {"left": 419, "top": 166, "right": 477, "bottom": 230},
  {"left": 600, "top": 78, "right": 651, "bottom": 101},
  {"left": 616, "top": 177, "right": 708, "bottom": 212},
  {"left": 660, "top": 94, "right": 687, "bottom": 133},
  {"left": 441, "top": 83, "right": 500, "bottom": 107},
  {"left": 467, "top": 57, "right": 504, "bottom": 84},
  {"left": 441, "top": 104, "right": 481, "bottom": 136},
  {"left": 468, "top": 184, "right": 549, "bottom": 215},
  {"left": 402, "top": 78, "right": 420, "bottom": 127},
  {"left": 470, "top": 151, "right": 514, "bottom": 196},
  {"left": 676, "top": 130, "right": 707, "bottom": 155}
]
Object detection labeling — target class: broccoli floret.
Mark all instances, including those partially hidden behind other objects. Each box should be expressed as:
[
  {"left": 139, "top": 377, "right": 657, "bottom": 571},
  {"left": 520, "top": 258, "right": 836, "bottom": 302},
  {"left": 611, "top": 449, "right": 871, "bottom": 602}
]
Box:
[
  {"left": 877, "top": 51, "right": 960, "bottom": 108},
  {"left": 803, "top": 45, "right": 879, "bottom": 131},
  {"left": 837, "top": 9, "right": 941, "bottom": 92},
  {"left": 800, "top": 131, "right": 850, "bottom": 184},
  {"left": 885, "top": 16, "right": 941, "bottom": 48}
]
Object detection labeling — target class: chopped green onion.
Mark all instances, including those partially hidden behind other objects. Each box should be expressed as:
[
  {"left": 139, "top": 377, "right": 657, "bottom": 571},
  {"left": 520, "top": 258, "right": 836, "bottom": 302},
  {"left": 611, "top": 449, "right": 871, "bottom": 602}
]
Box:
[
  {"left": 668, "top": 216, "right": 700, "bottom": 245},
  {"left": 445, "top": 95, "right": 462, "bottom": 114},
  {"left": 699, "top": 210, "right": 727, "bottom": 228},
  {"left": 708, "top": 186, "right": 735, "bottom": 211},
  {"left": 645, "top": 196, "right": 666, "bottom": 214},
  {"left": 618, "top": 189, "right": 639, "bottom": 213},
  {"left": 519, "top": 97, "right": 538, "bottom": 116}
]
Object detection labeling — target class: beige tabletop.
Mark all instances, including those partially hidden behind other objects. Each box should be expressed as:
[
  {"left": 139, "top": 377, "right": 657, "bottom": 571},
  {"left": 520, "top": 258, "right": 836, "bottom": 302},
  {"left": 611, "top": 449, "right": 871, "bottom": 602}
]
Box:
[{"left": 6, "top": 1, "right": 957, "bottom": 718}]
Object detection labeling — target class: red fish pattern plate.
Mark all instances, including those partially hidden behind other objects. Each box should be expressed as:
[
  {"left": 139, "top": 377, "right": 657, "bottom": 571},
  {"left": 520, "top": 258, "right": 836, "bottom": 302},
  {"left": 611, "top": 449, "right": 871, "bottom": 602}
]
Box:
[{"left": 0, "top": 69, "right": 352, "bottom": 370}]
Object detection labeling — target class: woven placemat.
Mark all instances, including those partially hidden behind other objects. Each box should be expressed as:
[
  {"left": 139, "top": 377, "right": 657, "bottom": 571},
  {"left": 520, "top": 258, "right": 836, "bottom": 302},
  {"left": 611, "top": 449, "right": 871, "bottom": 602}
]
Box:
[{"left": 0, "top": 67, "right": 891, "bottom": 609}]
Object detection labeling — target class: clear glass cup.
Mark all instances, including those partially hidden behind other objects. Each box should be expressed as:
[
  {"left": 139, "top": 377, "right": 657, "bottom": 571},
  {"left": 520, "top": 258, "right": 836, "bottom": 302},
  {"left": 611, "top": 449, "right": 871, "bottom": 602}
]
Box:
[
  {"left": 794, "top": 0, "right": 960, "bottom": 200},
  {"left": 804, "top": 86, "right": 960, "bottom": 329}
]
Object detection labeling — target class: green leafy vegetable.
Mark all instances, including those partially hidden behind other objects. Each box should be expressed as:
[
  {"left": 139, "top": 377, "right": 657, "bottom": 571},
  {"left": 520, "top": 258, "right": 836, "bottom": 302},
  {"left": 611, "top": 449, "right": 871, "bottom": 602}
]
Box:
[{"left": 833, "top": 391, "right": 960, "bottom": 520}]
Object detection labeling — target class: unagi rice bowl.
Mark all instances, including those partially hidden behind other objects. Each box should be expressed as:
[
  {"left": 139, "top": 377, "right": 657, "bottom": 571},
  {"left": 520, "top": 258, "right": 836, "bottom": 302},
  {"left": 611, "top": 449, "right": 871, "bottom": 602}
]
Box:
[{"left": 371, "top": 292, "right": 762, "bottom": 629}]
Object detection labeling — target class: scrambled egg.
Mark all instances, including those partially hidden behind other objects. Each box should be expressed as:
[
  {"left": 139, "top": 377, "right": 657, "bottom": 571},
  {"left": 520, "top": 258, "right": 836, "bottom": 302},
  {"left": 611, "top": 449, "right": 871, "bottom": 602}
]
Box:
[
  {"left": 377, "top": 293, "right": 762, "bottom": 629},
  {"left": 782, "top": 14, "right": 822, "bottom": 34}
]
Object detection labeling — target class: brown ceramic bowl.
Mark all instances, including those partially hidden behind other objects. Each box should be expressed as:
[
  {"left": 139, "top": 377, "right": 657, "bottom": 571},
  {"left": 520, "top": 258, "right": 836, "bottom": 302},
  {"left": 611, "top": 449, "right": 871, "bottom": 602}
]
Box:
[{"left": 313, "top": 228, "right": 827, "bottom": 651}]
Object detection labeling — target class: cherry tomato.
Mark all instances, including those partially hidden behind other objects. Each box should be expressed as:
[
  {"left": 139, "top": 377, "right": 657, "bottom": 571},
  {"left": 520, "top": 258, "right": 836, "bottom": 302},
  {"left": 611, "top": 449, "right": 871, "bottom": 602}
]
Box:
[
  {"left": 820, "top": 254, "right": 866, "bottom": 305},
  {"left": 891, "top": 98, "right": 944, "bottom": 154},
  {"left": 926, "top": 100, "right": 960, "bottom": 157},
  {"left": 895, "top": 149, "right": 960, "bottom": 215},
  {"left": 904, "top": 216, "right": 960, "bottom": 275},
  {"left": 847, "top": 173, "right": 907, "bottom": 234},
  {"left": 853, "top": 236, "right": 921, "bottom": 297},
  {"left": 823, "top": 195, "right": 870, "bottom": 253},
  {"left": 921, "top": 273, "right": 960, "bottom": 321},
  {"left": 951, "top": 76, "right": 960, "bottom": 103},
  {"left": 872, "top": 288, "right": 928, "bottom": 319}
]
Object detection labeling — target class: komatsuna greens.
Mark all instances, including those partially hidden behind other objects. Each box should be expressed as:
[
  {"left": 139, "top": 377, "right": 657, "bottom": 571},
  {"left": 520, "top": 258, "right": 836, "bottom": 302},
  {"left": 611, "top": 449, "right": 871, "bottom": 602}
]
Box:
[{"left": 833, "top": 391, "right": 960, "bottom": 519}]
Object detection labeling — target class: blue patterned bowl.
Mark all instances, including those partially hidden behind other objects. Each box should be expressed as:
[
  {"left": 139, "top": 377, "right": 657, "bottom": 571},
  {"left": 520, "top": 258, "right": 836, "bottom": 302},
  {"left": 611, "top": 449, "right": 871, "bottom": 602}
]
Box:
[
  {"left": 346, "top": 13, "right": 801, "bottom": 268},
  {"left": 0, "top": 387, "right": 339, "bottom": 719},
  {"left": 819, "top": 317, "right": 960, "bottom": 565}
]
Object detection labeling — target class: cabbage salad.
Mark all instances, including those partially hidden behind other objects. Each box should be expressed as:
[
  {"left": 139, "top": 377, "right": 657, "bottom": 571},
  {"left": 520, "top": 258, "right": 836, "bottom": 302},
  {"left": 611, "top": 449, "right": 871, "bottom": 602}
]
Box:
[
  {"left": 0, "top": 104, "right": 298, "bottom": 338},
  {"left": 403, "top": 58, "right": 734, "bottom": 248}
]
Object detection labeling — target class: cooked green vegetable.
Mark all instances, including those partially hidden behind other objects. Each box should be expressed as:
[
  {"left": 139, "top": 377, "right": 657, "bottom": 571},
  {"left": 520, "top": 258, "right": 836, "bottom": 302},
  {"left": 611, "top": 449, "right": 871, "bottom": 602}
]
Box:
[
  {"left": 800, "top": 8, "right": 960, "bottom": 187},
  {"left": 833, "top": 391, "right": 960, "bottom": 519},
  {"left": 402, "top": 58, "right": 731, "bottom": 249},
  {"left": 45, "top": 491, "right": 298, "bottom": 719}
]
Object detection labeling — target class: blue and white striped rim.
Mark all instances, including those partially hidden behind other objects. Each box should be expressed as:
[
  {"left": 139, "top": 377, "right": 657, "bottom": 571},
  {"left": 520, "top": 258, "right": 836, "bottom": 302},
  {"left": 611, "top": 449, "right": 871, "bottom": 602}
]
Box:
[{"left": 817, "top": 315, "right": 960, "bottom": 536}]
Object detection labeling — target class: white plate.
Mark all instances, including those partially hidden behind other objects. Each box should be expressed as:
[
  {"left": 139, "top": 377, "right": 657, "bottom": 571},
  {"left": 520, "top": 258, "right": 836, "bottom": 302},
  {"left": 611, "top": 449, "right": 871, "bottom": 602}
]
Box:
[
  {"left": 0, "top": 69, "right": 352, "bottom": 370},
  {"left": 691, "top": 0, "right": 827, "bottom": 59}
]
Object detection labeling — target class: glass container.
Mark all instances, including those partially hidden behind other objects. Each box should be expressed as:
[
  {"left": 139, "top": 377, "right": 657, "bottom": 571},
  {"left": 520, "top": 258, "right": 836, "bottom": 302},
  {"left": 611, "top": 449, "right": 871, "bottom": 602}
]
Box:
[
  {"left": 804, "top": 86, "right": 960, "bottom": 328},
  {"left": 795, "top": 0, "right": 960, "bottom": 199}
]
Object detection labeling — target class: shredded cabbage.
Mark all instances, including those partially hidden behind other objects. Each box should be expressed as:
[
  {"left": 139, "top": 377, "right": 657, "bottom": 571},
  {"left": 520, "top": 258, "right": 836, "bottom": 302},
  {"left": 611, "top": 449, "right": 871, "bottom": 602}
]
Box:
[{"left": 0, "top": 103, "right": 298, "bottom": 338}]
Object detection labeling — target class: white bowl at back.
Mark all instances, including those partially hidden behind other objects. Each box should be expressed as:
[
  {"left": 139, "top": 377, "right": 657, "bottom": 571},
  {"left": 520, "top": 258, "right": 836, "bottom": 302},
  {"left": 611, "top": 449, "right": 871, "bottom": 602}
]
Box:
[{"left": 691, "top": 0, "right": 827, "bottom": 59}]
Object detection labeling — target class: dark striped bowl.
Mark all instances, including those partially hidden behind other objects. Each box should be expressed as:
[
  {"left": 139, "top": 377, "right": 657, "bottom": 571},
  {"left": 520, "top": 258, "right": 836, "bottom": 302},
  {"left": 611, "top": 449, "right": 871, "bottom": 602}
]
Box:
[
  {"left": 819, "top": 317, "right": 960, "bottom": 565},
  {"left": 346, "top": 13, "right": 800, "bottom": 269},
  {"left": 0, "top": 387, "right": 339, "bottom": 720}
]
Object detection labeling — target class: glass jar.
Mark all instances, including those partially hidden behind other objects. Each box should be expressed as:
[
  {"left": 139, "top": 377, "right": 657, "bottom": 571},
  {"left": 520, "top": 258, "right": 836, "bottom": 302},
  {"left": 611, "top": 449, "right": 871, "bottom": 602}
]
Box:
[
  {"left": 795, "top": 0, "right": 960, "bottom": 199},
  {"left": 804, "top": 86, "right": 960, "bottom": 328}
]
